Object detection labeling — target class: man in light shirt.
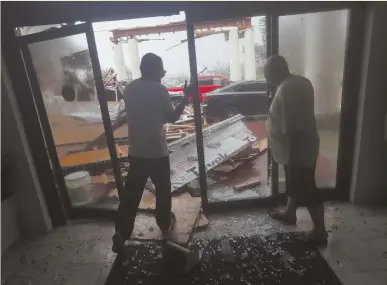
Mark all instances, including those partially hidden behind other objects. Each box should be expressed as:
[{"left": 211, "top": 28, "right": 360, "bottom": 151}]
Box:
[
  {"left": 265, "top": 55, "right": 328, "bottom": 244},
  {"left": 113, "top": 53, "right": 191, "bottom": 255}
]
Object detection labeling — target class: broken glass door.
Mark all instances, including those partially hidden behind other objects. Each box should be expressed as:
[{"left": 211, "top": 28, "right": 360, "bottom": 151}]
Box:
[
  {"left": 18, "top": 23, "right": 123, "bottom": 215},
  {"left": 185, "top": 15, "right": 274, "bottom": 203},
  {"left": 91, "top": 12, "right": 202, "bottom": 213}
]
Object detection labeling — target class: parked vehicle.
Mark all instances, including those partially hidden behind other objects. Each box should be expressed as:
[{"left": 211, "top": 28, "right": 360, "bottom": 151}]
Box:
[
  {"left": 201, "top": 80, "right": 269, "bottom": 120},
  {"left": 168, "top": 75, "right": 231, "bottom": 102}
]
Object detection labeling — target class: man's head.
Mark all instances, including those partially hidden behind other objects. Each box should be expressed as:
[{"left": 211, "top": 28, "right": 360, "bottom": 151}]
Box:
[
  {"left": 263, "top": 55, "right": 290, "bottom": 87},
  {"left": 140, "top": 53, "right": 166, "bottom": 83}
]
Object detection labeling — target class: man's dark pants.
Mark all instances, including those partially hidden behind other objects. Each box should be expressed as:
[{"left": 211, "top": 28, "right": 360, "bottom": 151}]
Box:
[
  {"left": 284, "top": 164, "right": 322, "bottom": 207},
  {"left": 115, "top": 155, "right": 171, "bottom": 240}
]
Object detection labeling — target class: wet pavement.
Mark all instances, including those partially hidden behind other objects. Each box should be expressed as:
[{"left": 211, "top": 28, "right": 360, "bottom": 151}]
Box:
[{"left": 2, "top": 202, "right": 387, "bottom": 285}]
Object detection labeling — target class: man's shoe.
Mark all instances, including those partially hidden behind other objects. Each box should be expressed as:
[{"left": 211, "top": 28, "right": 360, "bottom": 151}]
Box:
[
  {"left": 112, "top": 232, "right": 126, "bottom": 255},
  {"left": 161, "top": 212, "right": 176, "bottom": 236}
]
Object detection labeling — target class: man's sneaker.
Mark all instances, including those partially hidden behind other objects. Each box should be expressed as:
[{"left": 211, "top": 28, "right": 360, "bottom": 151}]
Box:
[
  {"left": 161, "top": 212, "right": 176, "bottom": 236},
  {"left": 112, "top": 232, "right": 126, "bottom": 255}
]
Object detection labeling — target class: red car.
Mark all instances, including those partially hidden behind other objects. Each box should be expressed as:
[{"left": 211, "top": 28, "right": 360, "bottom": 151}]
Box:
[{"left": 168, "top": 75, "right": 231, "bottom": 102}]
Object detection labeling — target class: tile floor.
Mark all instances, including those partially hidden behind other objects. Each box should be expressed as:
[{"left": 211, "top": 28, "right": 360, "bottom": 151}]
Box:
[{"left": 2, "top": 202, "right": 386, "bottom": 285}]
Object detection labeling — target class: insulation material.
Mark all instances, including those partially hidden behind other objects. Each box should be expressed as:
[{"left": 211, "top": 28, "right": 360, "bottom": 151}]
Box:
[{"left": 68, "top": 100, "right": 125, "bottom": 122}]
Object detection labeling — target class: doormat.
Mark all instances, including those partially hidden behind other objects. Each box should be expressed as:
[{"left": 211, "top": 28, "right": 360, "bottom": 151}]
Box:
[{"left": 106, "top": 233, "right": 342, "bottom": 285}]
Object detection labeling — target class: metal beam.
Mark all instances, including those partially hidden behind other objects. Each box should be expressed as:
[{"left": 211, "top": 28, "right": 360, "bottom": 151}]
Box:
[
  {"left": 186, "top": 17, "right": 208, "bottom": 207},
  {"left": 111, "top": 18, "right": 251, "bottom": 40}
]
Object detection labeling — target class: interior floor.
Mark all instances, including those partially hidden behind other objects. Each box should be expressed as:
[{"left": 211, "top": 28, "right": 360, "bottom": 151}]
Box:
[{"left": 2, "top": 202, "right": 386, "bottom": 285}]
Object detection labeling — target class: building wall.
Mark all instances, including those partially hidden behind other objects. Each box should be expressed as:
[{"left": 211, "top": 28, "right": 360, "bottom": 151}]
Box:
[
  {"left": 350, "top": 3, "right": 387, "bottom": 204},
  {"left": 1, "top": 58, "right": 52, "bottom": 243}
]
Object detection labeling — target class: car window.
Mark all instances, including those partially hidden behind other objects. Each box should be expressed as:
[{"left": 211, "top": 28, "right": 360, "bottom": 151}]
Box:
[
  {"left": 198, "top": 78, "right": 214, "bottom": 86},
  {"left": 234, "top": 82, "right": 267, "bottom": 92},
  {"left": 211, "top": 84, "right": 235, "bottom": 93},
  {"left": 213, "top": 78, "right": 226, "bottom": 87},
  {"left": 252, "top": 82, "right": 267, "bottom": 92}
]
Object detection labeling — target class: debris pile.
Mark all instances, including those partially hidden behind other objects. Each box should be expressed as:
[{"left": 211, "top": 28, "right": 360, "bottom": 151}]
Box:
[
  {"left": 164, "top": 104, "right": 196, "bottom": 141},
  {"left": 58, "top": 114, "right": 267, "bottom": 204},
  {"left": 54, "top": 109, "right": 268, "bottom": 244}
]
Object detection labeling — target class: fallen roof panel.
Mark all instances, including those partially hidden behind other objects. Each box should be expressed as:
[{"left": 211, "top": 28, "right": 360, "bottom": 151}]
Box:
[{"left": 169, "top": 115, "right": 258, "bottom": 192}]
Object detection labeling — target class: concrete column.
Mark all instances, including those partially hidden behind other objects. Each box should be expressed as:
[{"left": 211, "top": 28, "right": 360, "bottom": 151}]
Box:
[
  {"left": 112, "top": 41, "right": 129, "bottom": 81},
  {"left": 127, "top": 39, "right": 141, "bottom": 80},
  {"left": 244, "top": 28, "right": 256, "bottom": 80},
  {"left": 304, "top": 10, "right": 348, "bottom": 115},
  {"left": 229, "top": 28, "right": 241, "bottom": 81}
]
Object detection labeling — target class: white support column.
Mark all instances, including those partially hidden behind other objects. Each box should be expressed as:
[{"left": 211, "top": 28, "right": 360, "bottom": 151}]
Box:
[
  {"left": 244, "top": 28, "right": 256, "bottom": 80},
  {"left": 112, "top": 41, "right": 129, "bottom": 81},
  {"left": 304, "top": 10, "right": 348, "bottom": 115},
  {"left": 229, "top": 28, "right": 241, "bottom": 81},
  {"left": 127, "top": 39, "right": 141, "bottom": 80}
]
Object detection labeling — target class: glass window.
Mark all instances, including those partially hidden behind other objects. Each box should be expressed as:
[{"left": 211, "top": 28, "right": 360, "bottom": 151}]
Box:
[
  {"left": 213, "top": 77, "right": 226, "bottom": 87},
  {"left": 198, "top": 78, "right": 214, "bottom": 86},
  {"left": 234, "top": 82, "right": 262, "bottom": 92},
  {"left": 193, "top": 16, "right": 270, "bottom": 202},
  {"left": 279, "top": 10, "right": 349, "bottom": 189},
  {"left": 28, "top": 34, "right": 120, "bottom": 209}
]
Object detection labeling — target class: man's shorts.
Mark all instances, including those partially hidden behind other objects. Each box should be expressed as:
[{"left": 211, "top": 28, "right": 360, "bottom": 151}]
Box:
[{"left": 284, "top": 164, "right": 322, "bottom": 207}]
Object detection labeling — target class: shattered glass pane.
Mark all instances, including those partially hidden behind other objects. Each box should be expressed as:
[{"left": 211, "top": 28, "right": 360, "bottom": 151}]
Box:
[
  {"left": 191, "top": 16, "right": 271, "bottom": 202},
  {"left": 28, "top": 33, "right": 119, "bottom": 209}
]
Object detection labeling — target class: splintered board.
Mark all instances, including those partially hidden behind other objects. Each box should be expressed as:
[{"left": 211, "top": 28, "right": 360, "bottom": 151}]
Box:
[
  {"left": 60, "top": 146, "right": 128, "bottom": 168},
  {"left": 131, "top": 193, "right": 202, "bottom": 245},
  {"left": 252, "top": 138, "right": 268, "bottom": 153}
]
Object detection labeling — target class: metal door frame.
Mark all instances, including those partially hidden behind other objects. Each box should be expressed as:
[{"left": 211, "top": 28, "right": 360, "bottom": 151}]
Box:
[
  {"left": 3, "top": 2, "right": 365, "bottom": 221},
  {"left": 16, "top": 22, "right": 124, "bottom": 219},
  {"left": 185, "top": 13, "right": 281, "bottom": 213}
]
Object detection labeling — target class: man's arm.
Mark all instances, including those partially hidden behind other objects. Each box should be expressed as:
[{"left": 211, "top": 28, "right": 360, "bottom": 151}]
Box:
[
  {"left": 163, "top": 81, "right": 191, "bottom": 123},
  {"left": 166, "top": 94, "right": 190, "bottom": 123}
]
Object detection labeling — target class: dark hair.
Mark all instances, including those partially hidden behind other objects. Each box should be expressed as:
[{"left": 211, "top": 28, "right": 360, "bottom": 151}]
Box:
[{"left": 140, "top": 53, "right": 163, "bottom": 82}]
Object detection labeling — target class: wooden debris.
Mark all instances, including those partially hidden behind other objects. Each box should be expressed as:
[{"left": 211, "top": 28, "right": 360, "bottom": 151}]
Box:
[
  {"left": 166, "top": 135, "right": 185, "bottom": 141},
  {"left": 233, "top": 179, "right": 261, "bottom": 191},
  {"left": 168, "top": 124, "right": 194, "bottom": 129},
  {"left": 252, "top": 138, "right": 268, "bottom": 153},
  {"left": 91, "top": 173, "right": 114, "bottom": 185},
  {"left": 131, "top": 193, "right": 201, "bottom": 245},
  {"left": 212, "top": 138, "right": 267, "bottom": 174},
  {"left": 213, "top": 155, "right": 256, "bottom": 174},
  {"left": 60, "top": 147, "right": 128, "bottom": 168}
]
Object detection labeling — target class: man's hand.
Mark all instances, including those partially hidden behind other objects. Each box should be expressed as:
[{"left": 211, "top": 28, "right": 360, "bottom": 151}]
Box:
[
  {"left": 166, "top": 80, "right": 192, "bottom": 123},
  {"left": 183, "top": 80, "right": 192, "bottom": 98}
]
